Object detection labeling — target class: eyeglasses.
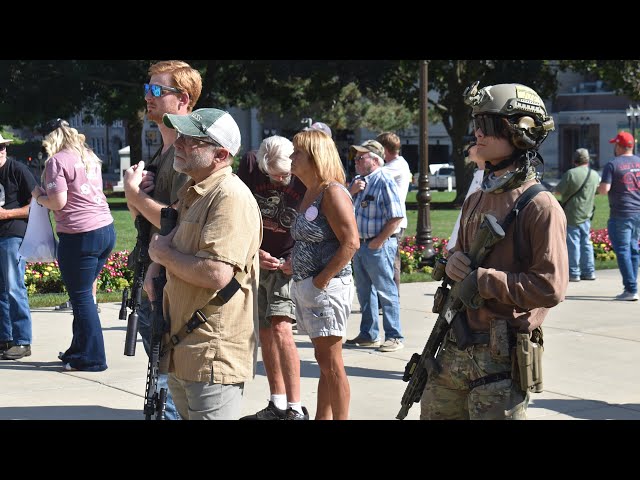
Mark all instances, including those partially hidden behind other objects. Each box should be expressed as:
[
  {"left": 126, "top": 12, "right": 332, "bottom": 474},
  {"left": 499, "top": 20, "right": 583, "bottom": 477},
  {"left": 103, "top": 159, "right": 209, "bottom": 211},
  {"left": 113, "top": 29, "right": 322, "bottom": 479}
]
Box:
[
  {"left": 265, "top": 170, "right": 291, "bottom": 181},
  {"left": 354, "top": 154, "right": 370, "bottom": 161},
  {"left": 0, "top": 144, "right": 7, "bottom": 151},
  {"left": 176, "top": 132, "right": 221, "bottom": 148},
  {"left": 472, "top": 114, "right": 507, "bottom": 138},
  {"left": 144, "top": 83, "right": 183, "bottom": 98}
]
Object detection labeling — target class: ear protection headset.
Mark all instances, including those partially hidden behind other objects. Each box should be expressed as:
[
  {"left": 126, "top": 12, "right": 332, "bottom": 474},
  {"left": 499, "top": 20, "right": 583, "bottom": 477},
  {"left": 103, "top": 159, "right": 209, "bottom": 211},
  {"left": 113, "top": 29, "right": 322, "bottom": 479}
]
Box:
[
  {"left": 509, "top": 116, "right": 538, "bottom": 149},
  {"left": 507, "top": 115, "right": 555, "bottom": 150}
]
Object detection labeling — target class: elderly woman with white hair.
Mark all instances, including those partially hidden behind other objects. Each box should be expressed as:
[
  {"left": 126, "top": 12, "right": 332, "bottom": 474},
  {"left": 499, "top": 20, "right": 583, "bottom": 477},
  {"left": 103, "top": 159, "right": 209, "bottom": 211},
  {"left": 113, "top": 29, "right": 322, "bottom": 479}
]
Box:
[{"left": 237, "top": 135, "right": 309, "bottom": 420}]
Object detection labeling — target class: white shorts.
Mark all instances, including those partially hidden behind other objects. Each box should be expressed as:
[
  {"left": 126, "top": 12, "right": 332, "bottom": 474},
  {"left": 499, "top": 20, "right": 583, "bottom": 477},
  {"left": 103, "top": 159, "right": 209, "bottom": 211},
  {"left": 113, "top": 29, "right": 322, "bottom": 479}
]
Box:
[{"left": 290, "top": 275, "right": 354, "bottom": 339}]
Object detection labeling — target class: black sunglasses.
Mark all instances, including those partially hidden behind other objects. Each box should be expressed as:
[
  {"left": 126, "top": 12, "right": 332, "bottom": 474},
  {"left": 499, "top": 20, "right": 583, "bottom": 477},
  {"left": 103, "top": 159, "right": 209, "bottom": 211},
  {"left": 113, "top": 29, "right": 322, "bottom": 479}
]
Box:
[
  {"left": 472, "top": 114, "right": 508, "bottom": 138},
  {"left": 0, "top": 144, "right": 7, "bottom": 151},
  {"left": 144, "top": 83, "right": 182, "bottom": 98}
]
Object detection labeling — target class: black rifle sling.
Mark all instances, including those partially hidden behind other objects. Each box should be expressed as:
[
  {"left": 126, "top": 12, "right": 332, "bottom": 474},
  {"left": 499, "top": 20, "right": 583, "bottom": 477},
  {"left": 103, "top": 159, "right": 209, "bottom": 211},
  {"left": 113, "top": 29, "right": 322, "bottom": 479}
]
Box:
[
  {"left": 501, "top": 183, "right": 547, "bottom": 269},
  {"left": 160, "top": 255, "right": 255, "bottom": 357}
]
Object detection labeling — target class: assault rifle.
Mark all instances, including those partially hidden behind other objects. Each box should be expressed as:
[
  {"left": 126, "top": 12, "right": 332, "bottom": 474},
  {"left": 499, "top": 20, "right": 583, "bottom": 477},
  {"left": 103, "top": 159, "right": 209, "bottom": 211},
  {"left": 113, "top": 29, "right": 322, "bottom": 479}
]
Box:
[
  {"left": 144, "top": 206, "right": 178, "bottom": 420},
  {"left": 396, "top": 213, "right": 505, "bottom": 420},
  {"left": 121, "top": 215, "right": 152, "bottom": 356}
]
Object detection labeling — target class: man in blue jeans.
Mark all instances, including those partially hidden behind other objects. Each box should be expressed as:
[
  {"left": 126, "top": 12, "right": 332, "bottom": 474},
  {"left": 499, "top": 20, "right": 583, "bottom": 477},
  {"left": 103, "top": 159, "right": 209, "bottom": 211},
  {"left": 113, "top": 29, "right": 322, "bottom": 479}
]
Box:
[
  {"left": 0, "top": 134, "right": 37, "bottom": 360},
  {"left": 345, "top": 139, "right": 405, "bottom": 352},
  {"left": 555, "top": 148, "right": 599, "bottom": 282},
  {"left": 598, "top": 131, "right": 640, "bottom": 301},
  {"left": 123, "top": 60, "right": 203, "bottom": 418}
]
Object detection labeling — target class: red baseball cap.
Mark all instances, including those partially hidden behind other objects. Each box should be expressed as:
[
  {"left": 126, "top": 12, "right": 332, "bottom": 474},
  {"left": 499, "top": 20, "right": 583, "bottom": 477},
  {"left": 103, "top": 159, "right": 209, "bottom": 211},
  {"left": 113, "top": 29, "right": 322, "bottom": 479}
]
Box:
[{"left": 609, "top": 131, "right": 635, "bottom": 148}]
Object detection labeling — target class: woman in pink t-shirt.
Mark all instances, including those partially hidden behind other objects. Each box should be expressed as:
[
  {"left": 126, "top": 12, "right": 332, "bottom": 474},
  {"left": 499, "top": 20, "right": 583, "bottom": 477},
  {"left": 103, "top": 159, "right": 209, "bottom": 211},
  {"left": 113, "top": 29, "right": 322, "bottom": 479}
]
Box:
[{"left": 32, "top": 119, "right": 115, "bottom": 372}]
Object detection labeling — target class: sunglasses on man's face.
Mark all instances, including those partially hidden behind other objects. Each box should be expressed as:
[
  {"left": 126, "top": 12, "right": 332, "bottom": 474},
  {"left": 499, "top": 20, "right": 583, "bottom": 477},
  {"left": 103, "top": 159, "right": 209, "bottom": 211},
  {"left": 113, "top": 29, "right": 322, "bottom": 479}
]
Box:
[
  {"left": 472, "top": 114, "right": 508, "bottom": 138},
  {"left": 144, "top": 83, "right": 183, "bottom": 98},
  {"left": 0, "top": 144, "right": 7, "bottom": 151},
  {"left": 175, "top": 132, "right": 221, "bottom": 148}
]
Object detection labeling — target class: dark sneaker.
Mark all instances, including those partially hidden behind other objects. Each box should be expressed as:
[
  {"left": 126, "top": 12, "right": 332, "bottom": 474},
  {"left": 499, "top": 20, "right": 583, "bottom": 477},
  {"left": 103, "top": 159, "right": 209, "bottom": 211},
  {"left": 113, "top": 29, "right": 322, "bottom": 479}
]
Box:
[
  {"left": 569, "top": 276, "right": 580, "bottom": 282},
  {"left": 580, "top": 274, "right": 596, "bottom": 280},
  {"left": 615, "top": 290, "right": 639, "bottom": 301},
  {"left": 239, "top": 401, "right": 287, "bottom": 420},
  {"left": 284, "top": 406, "right": 309, "bottom": 420},
  {"left": 0, "top": 341, "right": 14, "bottom": 355},
  {"left": 3, "top": 345, "right": 31, "bottom": 360},
  {"left": 55, "top": 300, "right": 72, "bottom": 311},
  {"left": 345, "top": 335, "right": 380, "bottom": 348}
]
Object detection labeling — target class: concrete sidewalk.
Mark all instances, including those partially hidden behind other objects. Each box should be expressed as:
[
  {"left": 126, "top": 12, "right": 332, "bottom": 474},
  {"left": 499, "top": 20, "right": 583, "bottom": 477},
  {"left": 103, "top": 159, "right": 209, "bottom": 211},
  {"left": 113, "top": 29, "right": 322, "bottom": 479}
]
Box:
[{"left": 1, "top": 268, "right": 639, "bottom": 420}]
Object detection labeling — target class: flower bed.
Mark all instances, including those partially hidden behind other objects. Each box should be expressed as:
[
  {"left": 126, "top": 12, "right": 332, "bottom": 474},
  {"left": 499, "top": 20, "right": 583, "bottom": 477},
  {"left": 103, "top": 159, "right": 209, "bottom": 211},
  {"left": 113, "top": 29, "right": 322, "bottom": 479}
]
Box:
[
  {"left": 25, "top": 250, "right": 133, "bottom": 295},
  {"left": 399, "top": 228, "right": 618, "bottom": 276},
  {"left": 399, "top": 235, "right": 448, "bottom": 275},
  {"left": 591, "top": 228, "right": 617, "bottom": 261}
]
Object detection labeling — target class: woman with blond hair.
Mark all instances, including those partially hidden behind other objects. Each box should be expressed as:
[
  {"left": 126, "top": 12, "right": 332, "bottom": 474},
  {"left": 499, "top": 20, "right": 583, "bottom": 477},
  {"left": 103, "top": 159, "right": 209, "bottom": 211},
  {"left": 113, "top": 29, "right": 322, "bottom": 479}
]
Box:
[
  {"left": 32, "top": 119, "right": 115, "bottom": 371},
  {"left": 289, "top": 129, "right": 359, "bottom": 419}
]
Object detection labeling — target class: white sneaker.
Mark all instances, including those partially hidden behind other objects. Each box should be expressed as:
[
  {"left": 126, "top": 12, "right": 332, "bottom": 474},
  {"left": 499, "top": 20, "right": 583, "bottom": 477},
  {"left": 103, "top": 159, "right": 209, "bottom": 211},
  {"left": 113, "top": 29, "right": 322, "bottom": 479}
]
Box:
[
  {"left": 377, "top": 338, "right": 404, "bottom": 352},
  {"left": 614, "top": 291, "right": 639, "bottom": 301}
]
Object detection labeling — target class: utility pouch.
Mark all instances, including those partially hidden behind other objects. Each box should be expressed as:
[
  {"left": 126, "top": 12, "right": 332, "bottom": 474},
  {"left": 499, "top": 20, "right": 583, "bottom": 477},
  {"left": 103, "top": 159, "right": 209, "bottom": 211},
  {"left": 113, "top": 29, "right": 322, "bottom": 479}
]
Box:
[
  {"left": 432, "top": 286, "right": 448, "bottom": 314},
  {"left": 514, "top": 331, "right": 544, "bottom": 393},
  {"left": 451, "top": 312, "right": 473, "bottom": 349}
]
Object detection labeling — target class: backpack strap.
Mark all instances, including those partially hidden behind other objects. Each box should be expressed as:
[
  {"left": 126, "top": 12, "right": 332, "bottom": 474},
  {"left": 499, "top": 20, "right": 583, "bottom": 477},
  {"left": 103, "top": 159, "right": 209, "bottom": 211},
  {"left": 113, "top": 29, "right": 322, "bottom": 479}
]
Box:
[{"left": 501, "top": 183, "right": 547, "bottom": 265}]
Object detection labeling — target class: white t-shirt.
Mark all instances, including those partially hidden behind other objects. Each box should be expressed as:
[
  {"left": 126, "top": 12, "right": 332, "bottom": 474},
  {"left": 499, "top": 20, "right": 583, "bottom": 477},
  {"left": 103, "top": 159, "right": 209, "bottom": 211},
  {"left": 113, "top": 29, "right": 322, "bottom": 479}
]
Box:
[
  {"left": 383, "top": 155, "right": 412, "bottom": 230},
  {"left": 447, "top": 168, "right": 484, "bottom": 252}
]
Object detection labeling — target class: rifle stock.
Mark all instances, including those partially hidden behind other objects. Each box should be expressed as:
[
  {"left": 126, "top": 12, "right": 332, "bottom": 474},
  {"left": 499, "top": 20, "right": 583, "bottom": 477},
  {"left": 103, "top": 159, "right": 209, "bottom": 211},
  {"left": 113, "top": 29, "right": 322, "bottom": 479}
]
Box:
[
  {"left": 144, "top": 207, "right": 178, "bottom": 420},
  {"left": 396, "top": 213, "right": 505, "bottom": 420}
]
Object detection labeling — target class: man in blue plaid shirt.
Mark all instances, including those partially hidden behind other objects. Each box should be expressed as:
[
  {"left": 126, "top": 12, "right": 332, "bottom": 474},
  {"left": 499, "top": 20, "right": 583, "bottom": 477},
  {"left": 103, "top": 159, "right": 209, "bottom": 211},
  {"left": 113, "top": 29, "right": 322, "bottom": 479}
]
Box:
[{"left": 345, "top": 140, "right": 405, "bottom": 352}]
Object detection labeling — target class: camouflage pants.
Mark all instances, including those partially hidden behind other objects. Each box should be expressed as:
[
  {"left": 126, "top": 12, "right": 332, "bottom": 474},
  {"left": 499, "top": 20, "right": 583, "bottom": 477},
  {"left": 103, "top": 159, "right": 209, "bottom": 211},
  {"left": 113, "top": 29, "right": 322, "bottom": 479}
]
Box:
[{"left": 420, "top": 332, "right": 529, "bottom": 420}]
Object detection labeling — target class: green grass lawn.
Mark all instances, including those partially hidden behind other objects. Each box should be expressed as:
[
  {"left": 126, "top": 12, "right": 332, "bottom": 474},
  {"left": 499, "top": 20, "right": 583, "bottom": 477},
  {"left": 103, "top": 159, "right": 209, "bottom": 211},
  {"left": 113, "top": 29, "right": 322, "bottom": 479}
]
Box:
[
  {"left": 401, "top": 191, "right": 617, "bottom": 283},
  {"left": 405, "top": 190, "right": 610, "bottom": 238}
]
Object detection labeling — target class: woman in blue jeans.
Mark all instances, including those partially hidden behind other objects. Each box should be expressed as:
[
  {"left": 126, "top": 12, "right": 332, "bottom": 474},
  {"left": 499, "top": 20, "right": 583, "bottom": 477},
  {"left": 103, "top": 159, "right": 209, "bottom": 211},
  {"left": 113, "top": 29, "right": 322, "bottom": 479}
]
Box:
[{"left": 32, "top": 119, "right": 115, "bottom": 371}]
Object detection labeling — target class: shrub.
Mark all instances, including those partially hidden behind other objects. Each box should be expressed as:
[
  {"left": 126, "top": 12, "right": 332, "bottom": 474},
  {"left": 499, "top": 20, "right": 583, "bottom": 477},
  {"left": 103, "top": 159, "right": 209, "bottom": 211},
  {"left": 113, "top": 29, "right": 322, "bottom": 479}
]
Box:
[
  {"left": 25, "top": 261, "right": 66, "bottom": 295},
  {"left": 25, "top": 250, "right": 133, "bottom": 295}
]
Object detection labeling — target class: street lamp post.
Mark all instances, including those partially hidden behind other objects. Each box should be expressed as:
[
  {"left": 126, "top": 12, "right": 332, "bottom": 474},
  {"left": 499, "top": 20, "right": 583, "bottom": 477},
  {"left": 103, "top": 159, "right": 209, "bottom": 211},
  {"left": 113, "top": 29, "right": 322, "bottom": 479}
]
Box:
[
  {"left": 416, "top": 60, "right": 436, "bottom": 266},
  {"left": 626, "top": 105, "right": 640, "bottom": 154}
]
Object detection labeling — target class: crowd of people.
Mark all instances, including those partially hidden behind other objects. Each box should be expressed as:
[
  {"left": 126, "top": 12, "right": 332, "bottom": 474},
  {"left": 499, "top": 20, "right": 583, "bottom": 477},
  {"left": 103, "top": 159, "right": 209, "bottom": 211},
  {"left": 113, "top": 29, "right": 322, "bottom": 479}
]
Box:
[{"left": 3, "top": 59, "right": 636, "bottom": 420}]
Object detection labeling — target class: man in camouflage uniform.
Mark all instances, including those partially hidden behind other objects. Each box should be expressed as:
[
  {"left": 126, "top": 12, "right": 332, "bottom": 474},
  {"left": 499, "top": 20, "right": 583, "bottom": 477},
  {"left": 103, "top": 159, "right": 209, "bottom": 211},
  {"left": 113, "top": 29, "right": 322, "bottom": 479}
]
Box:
[{"left": 420, "top": 82, "right": 568, "bottom": 420}]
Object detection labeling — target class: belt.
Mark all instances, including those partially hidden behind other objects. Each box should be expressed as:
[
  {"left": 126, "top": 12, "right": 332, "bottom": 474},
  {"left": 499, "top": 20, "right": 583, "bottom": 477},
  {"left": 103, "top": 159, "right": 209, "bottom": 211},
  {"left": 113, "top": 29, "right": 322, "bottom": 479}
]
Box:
[
  {"left": 446, "top": 329, "right": 490, "bottom": 347},
  {"left": 360, "top": 233, "right": 397, "bottom": 242}
]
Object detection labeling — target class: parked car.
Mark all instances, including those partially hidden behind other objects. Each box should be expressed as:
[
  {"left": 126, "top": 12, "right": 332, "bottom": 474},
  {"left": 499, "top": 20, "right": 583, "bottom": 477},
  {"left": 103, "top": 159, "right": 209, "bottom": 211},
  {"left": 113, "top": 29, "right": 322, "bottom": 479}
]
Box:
[{"left": 430, "top": 166, "right": 456, "bottom": 191}]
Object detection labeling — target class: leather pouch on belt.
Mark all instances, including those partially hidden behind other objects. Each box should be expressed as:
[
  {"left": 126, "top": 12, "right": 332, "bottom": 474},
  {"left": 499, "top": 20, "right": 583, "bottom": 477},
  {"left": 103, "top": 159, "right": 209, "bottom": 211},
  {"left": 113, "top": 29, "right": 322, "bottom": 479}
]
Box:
[
  {"left": 489, "top": 319, "right": 510, "bottom": 360},
  {"left": 515, "top": 331, "right": 544, "bottom": 393}
]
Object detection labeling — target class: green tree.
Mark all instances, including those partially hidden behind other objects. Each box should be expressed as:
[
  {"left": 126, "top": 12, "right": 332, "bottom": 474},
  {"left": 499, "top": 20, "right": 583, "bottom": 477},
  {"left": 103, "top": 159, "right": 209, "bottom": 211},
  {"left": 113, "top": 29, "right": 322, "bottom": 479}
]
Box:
[
  {"left": 559, "top": 60, "right": 640, "bottom": 99},
  {"left": 0, "top": 59, "right": 560, "bottom": 184},
  {"left": 381, "top": 60, "right": 559, "bottom": 203}
]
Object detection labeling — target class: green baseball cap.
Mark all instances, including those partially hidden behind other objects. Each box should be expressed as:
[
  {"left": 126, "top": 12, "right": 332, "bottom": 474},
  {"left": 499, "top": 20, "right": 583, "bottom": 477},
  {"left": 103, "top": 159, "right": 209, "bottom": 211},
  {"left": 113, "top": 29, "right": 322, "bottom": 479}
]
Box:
[{"left": 163, "top": 108, "right": 241, "bottom": 156}]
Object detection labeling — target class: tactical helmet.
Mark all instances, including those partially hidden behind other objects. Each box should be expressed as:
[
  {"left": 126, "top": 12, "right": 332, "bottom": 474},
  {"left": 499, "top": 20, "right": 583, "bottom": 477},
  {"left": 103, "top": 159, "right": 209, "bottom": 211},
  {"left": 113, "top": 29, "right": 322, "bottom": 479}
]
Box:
[{"left": 464, "top": 81, "right": 555, "bottom": 150}]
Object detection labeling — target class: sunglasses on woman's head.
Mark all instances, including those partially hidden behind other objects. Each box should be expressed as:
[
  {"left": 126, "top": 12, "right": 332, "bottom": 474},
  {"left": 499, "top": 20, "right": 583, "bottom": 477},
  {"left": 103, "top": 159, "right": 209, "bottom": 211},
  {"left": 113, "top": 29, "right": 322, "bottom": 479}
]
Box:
[{"left": 144, "top": 83, "right": 183, "bottom": 98}]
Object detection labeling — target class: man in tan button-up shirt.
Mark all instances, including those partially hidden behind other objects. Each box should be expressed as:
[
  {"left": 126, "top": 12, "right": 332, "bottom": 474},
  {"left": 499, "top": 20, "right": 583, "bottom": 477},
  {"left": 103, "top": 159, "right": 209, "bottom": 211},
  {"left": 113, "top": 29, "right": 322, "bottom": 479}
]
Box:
[{"left": 145, "top": 108, "right": 262, "bottom": 420}]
